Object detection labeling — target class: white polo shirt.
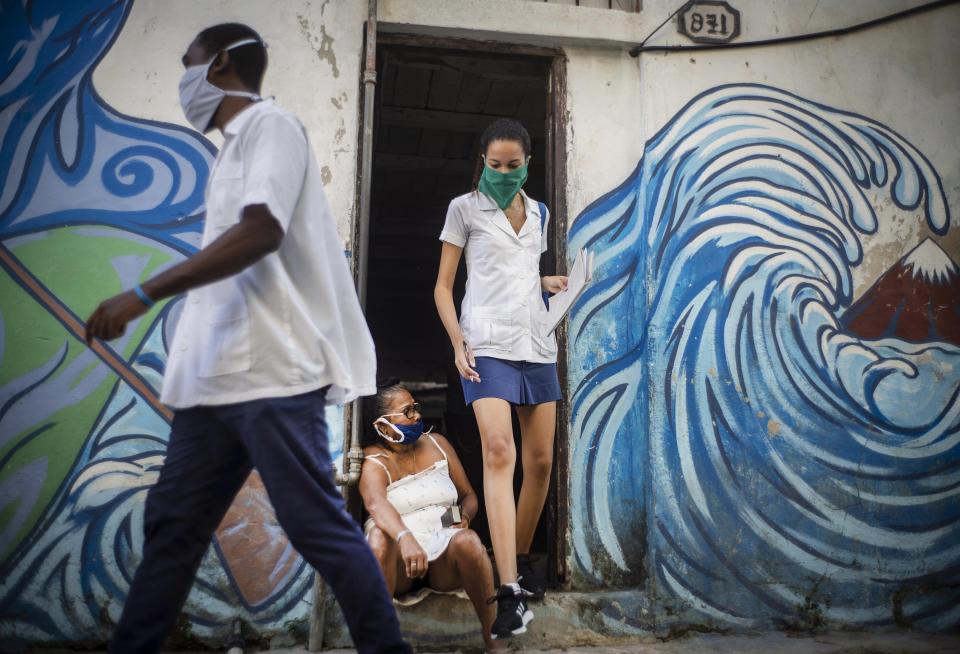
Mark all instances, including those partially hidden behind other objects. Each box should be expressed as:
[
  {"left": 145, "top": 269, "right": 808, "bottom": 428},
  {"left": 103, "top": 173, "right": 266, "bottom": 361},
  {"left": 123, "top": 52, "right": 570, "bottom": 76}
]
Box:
[
  {"left": 161, "top": 99, "right": 376, "bottom": 408},
  {"left": 439, "top": 190, "right": 557, "bottom": 364}
]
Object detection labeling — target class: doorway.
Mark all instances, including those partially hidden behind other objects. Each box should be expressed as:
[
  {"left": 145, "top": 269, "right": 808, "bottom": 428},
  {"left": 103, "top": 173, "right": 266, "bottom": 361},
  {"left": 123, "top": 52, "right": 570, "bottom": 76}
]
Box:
[{"left": 358, "top": 36, "right": 569, "bottom": 583}]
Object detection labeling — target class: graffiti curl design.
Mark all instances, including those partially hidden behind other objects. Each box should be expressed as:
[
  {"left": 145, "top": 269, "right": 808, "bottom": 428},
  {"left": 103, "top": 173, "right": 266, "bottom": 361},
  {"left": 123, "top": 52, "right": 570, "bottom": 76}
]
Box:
[{"left": 569, "top": 84, "right": 959, "bottom": 628}]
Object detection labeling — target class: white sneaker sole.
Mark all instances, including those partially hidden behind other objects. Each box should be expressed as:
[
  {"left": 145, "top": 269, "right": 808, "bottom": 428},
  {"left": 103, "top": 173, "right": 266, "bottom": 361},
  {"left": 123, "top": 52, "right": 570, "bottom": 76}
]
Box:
[{"left": 491, "top": 609, "right": 534, "bottom": 639}]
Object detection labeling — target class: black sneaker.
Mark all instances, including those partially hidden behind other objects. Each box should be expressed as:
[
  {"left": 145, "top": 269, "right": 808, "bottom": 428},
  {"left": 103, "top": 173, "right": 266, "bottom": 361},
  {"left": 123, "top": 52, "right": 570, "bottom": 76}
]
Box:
[
  {"left": 517, "top": 554, "right": 546, "bottom": 599},
  {"left": 488, "top": 584, "right": 533, "bottom": 639}
]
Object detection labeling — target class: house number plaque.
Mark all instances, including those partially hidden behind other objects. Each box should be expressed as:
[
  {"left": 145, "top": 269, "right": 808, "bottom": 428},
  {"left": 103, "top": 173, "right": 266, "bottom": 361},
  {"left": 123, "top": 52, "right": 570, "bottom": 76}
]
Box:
[{"left": 677, "top": 1, "right": 741, "bottom": 44}]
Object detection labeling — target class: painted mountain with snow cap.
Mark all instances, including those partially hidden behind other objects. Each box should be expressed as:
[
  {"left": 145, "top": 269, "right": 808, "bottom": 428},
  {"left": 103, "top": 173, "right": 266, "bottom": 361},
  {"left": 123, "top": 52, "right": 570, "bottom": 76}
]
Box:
[{"left": 842, "top": 238, "right": 960, "bottom": 346}]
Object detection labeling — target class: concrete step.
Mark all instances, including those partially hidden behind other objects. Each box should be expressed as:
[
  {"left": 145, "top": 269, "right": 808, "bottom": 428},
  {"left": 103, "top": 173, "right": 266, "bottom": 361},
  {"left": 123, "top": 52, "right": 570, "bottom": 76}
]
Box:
[
  {"left": 319, "top": 590, "right": 657, "bottom": 651},
  {"left": 317, "top": 590, "right": 960, "bottom": 652},
  {"left": 310, "top": 629, "right": 960, "bottom": 653}
]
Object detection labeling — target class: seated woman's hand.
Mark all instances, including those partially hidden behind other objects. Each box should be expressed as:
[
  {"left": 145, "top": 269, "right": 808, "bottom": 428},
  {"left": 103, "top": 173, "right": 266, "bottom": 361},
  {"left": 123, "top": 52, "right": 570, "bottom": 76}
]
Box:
[{"left": 399, "top": 534, "right": 429, "bottom": 578}]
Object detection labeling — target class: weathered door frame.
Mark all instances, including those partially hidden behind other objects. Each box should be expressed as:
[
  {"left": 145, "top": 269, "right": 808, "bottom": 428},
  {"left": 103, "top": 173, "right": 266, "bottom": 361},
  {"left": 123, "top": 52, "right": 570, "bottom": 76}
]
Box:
[{"left": 351, "top": 30, "right": 571, "bottom": 582}]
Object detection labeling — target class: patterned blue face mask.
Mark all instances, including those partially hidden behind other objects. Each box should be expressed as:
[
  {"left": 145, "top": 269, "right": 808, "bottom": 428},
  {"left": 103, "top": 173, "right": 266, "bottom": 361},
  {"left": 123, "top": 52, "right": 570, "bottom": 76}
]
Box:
[{"left": 374, "top": 417, "right": 425, "bottom": 445}]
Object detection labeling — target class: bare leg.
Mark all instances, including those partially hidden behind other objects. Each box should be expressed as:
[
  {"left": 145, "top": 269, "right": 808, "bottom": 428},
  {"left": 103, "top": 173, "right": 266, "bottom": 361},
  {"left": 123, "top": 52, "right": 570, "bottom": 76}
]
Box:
[
  {"left": 472, "top": 397, "right": 518, "bottom": 584},
  {"left": 428, "top": 530, "right": 501, "bottom": 651},
  {"left": 367, "top": 526, "right": 400, "bottom": 596},
  {"left": 515, "top": 401, "right": 556, "bottom": 554}
]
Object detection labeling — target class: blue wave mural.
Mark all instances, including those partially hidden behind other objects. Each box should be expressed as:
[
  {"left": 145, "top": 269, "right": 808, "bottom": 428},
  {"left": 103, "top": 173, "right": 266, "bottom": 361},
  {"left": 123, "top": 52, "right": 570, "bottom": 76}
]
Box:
[
  {"left": 568, "top": 84, "right": 959, "bottom": 629},
  {"left": 0, "top": 0, "right": 318, "bottom": 643},
  {"left": 0, "top": 0, "right": 209, "bottom": 250}
]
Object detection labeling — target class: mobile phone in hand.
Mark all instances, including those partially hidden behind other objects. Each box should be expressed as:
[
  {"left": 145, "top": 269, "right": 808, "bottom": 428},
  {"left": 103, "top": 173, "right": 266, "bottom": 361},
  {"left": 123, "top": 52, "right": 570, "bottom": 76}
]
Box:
[{"left": 441, "top": 505, "right": 462, "bottom": 528}]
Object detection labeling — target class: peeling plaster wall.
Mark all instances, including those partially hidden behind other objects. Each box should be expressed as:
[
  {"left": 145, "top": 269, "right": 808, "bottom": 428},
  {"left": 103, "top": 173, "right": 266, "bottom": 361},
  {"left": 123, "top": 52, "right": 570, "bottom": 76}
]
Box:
[
  {"left": 95, "top": 0, "right": 365, "bottom": 241},
  {"left": 564, "top": 46, "right": 644, "bottom": 221},
  {"left": 379, "top": 0, "right": 647, "bottom": 47}
]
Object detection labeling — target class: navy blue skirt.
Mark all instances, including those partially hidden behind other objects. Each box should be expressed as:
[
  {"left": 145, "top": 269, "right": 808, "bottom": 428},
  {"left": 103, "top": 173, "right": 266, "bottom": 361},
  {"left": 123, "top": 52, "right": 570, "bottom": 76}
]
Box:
[{"left": 461, "top": 357, "right": 562, "bottom": 406}]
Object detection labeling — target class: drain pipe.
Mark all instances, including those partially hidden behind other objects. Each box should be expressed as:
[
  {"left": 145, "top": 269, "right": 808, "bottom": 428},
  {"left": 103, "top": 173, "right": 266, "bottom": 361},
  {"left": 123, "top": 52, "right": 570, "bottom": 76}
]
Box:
[
  {"left": 334, "top": 404, "right": 366, "bottom": 487},
  {"left": 311, "top": 2, "right": 377, "bottom": 651},
  {"left": 355, "top": 0, "right": 378, "bottom": 311},
  {"left": 335, "top": 0, "right": 378, "bottom": 489}
]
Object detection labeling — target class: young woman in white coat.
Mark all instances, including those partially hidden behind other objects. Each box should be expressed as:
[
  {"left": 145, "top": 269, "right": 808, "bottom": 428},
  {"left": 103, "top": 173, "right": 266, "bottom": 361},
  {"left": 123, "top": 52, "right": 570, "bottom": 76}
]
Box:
[{"left": 434, "top": 118, "right": 567, "bottom": 640}]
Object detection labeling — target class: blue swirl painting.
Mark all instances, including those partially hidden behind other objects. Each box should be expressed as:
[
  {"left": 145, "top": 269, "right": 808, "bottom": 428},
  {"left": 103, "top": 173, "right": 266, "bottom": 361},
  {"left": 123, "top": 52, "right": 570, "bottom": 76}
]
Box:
[
  {"left": 568, "top": 84, "right": 959, "bottom": 630},
  {"left": 0, "top": 0, "right": 321, "bottom": 644}
]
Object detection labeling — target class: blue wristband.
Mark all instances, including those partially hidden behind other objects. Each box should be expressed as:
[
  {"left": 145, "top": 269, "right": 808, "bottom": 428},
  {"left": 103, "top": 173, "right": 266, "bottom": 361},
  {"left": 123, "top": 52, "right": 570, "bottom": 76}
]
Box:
[{"left": 133, "top": 283, "right": 155, "bottom": 308}]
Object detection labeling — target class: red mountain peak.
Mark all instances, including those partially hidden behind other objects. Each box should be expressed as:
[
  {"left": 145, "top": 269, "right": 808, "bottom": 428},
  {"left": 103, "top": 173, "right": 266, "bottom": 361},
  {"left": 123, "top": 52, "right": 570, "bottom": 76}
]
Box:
[{"left": 841, "top": 238, "right": 960, "bottom": 346}]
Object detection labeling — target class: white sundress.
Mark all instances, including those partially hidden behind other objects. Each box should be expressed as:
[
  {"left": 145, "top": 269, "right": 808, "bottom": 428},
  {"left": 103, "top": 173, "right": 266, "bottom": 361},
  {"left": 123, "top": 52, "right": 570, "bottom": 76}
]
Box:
[{"left": 363, "top": 434, "right": 462, "bottom": 562}]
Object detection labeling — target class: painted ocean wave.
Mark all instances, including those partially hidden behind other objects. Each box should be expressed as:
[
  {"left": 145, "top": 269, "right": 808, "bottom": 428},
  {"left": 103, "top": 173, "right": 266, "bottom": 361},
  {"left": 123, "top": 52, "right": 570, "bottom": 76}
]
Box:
[
  {"left": 0, "top": 0, "right": 211, "bottom": 251},
  {"left": 568, "top": 84, "right": 959, "bottom": 627}
]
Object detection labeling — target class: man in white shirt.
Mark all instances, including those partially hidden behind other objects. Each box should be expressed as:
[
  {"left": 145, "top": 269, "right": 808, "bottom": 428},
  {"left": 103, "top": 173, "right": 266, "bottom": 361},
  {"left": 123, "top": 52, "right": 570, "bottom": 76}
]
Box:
[{"left": 84, "top": 23, "right": 409, "bottom": 654}]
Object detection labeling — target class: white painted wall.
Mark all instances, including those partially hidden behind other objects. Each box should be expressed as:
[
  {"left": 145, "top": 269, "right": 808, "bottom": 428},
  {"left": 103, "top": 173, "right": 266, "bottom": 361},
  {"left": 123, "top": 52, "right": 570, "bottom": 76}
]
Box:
[
  {"left": 95, "top": 0, "right": 366, "bottom": 241},
  {"left": 564, "top": 46, "right": 644, "bottom": 223},
  {"left": 379, "top": 0, "right": 647, "bottom": 48},
  {"left": 95, "top": 0, "right": 960, "bottom": 275}
]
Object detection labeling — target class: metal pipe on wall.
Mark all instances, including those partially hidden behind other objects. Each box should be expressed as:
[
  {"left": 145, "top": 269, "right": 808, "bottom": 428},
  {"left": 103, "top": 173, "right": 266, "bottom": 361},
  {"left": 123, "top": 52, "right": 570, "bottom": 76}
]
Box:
[
  {"left": 336, "top": 0, "right": 377, "bottom": 490},
  {"left": 311, "top": 3, "right": 377, "bottom": 649},
  {"left": 356, "top": 0, "right": 378, "bottom": 312}
]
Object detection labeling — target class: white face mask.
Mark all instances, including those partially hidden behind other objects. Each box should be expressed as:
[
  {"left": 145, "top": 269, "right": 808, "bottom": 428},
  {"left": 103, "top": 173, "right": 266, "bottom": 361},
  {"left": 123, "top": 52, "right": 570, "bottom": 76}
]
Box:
[{"left": 179, "top": 38, "right": 263, "bottom": 133}]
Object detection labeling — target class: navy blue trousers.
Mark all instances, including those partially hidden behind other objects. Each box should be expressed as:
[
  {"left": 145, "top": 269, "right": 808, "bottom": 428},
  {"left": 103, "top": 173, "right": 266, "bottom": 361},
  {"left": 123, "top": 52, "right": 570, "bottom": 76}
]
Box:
[{"left": 111, "top": 387, "right": 409, "bottom": 654}]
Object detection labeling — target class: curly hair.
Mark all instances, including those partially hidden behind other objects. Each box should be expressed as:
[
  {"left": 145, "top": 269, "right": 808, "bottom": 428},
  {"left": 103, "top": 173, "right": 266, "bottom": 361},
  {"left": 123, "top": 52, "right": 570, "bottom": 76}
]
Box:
[
  {"left": 470, "top": 118, "right": 533, "bottom": 190},
  {"left": 359, "top": 381, "right": 408, "bottom": 447}
]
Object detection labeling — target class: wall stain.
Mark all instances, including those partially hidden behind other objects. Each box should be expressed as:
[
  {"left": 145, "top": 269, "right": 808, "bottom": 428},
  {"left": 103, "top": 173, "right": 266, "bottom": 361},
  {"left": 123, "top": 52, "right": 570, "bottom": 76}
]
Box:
[
  {"left": 297, "top": 14, "right": 340, "bottom": 78},
  {"left": 330, "top": 91, "right": 348, "bottom": 110},
  {"left": 321, "top": 165, "right": 332, "bottom": 185}
]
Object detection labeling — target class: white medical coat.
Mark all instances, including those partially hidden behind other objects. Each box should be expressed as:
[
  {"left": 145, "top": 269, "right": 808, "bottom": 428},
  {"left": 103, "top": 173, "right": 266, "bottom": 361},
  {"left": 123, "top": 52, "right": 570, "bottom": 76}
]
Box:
[
  {"left": 439, "top": 189, "right": 557, "bottom": 364},
  {"left": 161, "top": 100, "right": 376, "bottom": 408}
]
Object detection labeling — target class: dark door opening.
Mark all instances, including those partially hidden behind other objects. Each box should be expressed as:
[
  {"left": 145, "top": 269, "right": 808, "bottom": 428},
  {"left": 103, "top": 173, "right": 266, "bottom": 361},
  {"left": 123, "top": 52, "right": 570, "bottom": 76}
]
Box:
[{"left": 361, "top": 39, "right": 566, "bottom": 583}]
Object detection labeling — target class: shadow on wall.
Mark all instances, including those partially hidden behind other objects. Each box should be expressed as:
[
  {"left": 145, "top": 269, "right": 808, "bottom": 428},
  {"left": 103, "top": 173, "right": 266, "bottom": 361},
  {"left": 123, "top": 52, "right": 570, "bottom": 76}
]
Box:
[
  {"left": 0, "top": 1, "right": 317, "bottom": 645},
  {"left": 567, "top": 83, "right": 959, "bottom": 631}
]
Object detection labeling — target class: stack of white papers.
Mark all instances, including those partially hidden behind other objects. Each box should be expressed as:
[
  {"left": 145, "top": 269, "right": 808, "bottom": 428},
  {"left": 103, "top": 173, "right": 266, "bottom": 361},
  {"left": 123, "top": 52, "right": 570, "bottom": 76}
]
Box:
[{"left": 544, "top": 248, "right": 593, "bottom": 334}]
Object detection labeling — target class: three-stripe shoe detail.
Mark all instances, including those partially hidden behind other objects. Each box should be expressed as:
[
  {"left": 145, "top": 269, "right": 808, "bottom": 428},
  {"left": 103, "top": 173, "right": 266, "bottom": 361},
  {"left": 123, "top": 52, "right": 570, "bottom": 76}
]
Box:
[{"left": 489, "top": 584, "right": 534, "bottom": 639}]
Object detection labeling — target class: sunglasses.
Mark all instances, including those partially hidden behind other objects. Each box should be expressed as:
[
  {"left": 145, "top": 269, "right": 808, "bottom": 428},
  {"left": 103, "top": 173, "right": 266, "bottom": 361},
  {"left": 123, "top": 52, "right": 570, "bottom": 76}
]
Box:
[{"left": 381, "top": 402, "right": 422, "bottom": 420}]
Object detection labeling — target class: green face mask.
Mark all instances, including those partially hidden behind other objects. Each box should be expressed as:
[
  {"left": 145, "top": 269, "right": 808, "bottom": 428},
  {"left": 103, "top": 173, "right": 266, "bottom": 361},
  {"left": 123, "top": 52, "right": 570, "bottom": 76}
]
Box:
[{"left": 478, "top": 162, "right": 528, "bottom": 210}]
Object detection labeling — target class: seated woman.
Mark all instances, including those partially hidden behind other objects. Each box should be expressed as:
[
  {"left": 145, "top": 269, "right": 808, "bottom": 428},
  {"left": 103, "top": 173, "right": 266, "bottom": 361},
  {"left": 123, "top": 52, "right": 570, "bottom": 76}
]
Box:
[{"left": 359, "top": 383, "right": 503, "bottom": 650}]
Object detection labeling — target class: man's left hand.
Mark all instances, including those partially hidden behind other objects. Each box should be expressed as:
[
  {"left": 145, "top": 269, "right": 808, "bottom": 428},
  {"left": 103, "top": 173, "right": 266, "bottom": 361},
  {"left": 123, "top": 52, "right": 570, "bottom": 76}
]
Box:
[{"left": 85, "top": 290, "right": 151, "bottom": 344}]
